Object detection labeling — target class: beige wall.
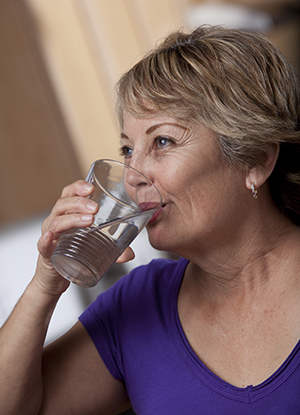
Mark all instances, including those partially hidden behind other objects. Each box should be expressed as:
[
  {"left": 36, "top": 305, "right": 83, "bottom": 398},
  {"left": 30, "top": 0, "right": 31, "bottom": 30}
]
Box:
[
  {"left": 0, "top": 0, "right": 187, "bottom": 225},
  {"left": 25, "top": 0, "right": 187, "bottom": 172},
  {"left": 0, "top": 1, "right": 81, "bottom": 225},
  {"left": 1, "top": 0, "right": 298, "bottom": 225}
]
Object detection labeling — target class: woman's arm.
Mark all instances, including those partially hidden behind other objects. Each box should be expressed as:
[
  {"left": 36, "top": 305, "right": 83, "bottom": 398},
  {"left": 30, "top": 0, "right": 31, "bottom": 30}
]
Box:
[
  {"left": 0, "top": 276, "right": 62, "bottom": 414},
  {"left": 0, "top": 180, "right": 131, "bottom": 415},
  {"left": 0, "top": 289, "right": 131, "bottom": 415},
  {"left": 40, "top": 321, "right": 131, "bottom": 415}
]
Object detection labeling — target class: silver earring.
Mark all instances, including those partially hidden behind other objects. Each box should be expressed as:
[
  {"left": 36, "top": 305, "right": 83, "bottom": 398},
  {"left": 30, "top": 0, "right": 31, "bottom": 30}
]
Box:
[{"left": 251, "top": 182, "right": 258, "bottom": 199}]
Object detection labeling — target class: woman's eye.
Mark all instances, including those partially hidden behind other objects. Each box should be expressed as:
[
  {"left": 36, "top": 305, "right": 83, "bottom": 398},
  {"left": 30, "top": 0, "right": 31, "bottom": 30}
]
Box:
[
  {"left": 155, "top": 136, "right": 172, "bottom": 149},
  {"left": 119, "top": 146, "right": 133, "bottom": 158}
]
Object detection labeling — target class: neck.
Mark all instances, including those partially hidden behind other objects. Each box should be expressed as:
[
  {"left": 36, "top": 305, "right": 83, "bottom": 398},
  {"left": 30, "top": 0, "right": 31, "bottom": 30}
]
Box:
[{"left": 184, "top": 210, "right": 299, "bottom": 305}]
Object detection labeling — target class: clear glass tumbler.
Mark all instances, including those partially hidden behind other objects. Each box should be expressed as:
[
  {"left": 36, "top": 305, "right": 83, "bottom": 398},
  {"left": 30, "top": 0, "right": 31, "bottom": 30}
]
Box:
[{"left": 51, "top": 159, "right": 162, "bottom": 287}]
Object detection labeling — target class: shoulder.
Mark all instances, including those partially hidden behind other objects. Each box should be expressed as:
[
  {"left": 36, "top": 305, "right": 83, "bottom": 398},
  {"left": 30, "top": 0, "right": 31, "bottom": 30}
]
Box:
[
  {"left": 78, "top": 258, "right": 188, "bottom": 381},
  {"left": 81, "top": 257, "right": 188, "bottom": 321},
  {"left": 111, "top": 257, "right": 188, "bottom": 298}
]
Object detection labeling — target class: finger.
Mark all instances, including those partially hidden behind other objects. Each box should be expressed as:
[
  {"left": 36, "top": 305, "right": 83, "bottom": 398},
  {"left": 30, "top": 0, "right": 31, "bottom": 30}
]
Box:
[
  {"left": 45, "top": 213, "right": 96, "bottom": 241},
  {"left": 116, "top": 247, "right": 135, "bottom": 263},
  {"left": 51, "top": 195, "right": 99, "bottom": 217},
  {"left": 42, "top": 195, "right": 99, "bottom": 236},
  {"left": 61, "top": 180, "right": 95, "bottom": 198},
  {"left": 37, "top": 230, "right": 55, "bottom": 258},
  {"left": 41, "top": 180, "right": 96, "bottom": 229}
]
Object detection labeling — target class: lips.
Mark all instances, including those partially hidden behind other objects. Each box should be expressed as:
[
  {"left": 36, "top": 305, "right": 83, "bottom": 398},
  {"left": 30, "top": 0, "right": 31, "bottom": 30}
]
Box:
[
  {"left": 148, "top": 204, "right": 165, "bottom": 224},
  {"left": 138, "top": 202, "right": 161, "bottom": 211}
]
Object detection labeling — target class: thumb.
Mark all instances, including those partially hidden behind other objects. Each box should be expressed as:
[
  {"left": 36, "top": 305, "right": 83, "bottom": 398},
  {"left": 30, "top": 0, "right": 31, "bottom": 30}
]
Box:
[{"left": 116, "top": 247, "right": 135, "bottom": 263}]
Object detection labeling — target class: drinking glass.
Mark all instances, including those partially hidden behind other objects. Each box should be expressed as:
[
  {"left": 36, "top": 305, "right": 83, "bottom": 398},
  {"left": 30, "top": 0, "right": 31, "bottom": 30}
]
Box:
[{"left": 51, "top": 159, "right": 162, "bottom": 287}]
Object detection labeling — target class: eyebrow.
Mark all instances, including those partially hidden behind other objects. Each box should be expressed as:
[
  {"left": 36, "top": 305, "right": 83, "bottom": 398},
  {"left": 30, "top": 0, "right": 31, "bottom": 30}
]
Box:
[{"left": 120, "top": 122, "right": 187, "bottom": 139}]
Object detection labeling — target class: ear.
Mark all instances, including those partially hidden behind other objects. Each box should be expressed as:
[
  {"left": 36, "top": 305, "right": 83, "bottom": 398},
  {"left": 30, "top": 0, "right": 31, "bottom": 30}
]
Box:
[{"left": 245, "top": 144, "right": 279, "bottom": 190}]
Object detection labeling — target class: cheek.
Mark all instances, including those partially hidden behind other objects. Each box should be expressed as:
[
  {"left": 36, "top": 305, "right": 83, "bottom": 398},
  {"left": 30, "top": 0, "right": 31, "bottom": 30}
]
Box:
[
  {"left": 154, "top": 150, "right": 232, "bottom": 212},
  {"left": 176, "top": 166, "right": 236, "bottom": 226}
]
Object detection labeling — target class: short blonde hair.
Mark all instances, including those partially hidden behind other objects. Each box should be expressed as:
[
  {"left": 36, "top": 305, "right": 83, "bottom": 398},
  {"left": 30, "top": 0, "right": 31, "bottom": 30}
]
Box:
[{"left": 116, "top": 26, "right": 300, "bottom": 224}]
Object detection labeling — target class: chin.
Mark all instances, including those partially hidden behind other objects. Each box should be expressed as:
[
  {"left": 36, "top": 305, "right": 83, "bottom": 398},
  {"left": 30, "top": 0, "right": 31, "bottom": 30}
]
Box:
[
  {"left": 147, "top": 227, "right": 180, "bottom": 255},
  {"left": 146, "top": 227, "right": 166, "bottom": 251}
]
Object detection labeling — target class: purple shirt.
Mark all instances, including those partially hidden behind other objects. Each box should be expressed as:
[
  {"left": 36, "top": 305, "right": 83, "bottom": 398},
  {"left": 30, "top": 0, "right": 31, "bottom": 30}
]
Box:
[{"left": 79, "top": 258, "right": 300, "bottom": 414}]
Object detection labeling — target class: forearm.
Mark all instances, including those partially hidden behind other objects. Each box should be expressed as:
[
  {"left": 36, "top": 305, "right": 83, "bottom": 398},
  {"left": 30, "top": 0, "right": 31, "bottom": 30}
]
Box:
[
  {"left": 0, "top": 278, "right": 61, "bottom": 415},
  {"left": 0, "top": 180, "right": 98, "bottom": 414}
]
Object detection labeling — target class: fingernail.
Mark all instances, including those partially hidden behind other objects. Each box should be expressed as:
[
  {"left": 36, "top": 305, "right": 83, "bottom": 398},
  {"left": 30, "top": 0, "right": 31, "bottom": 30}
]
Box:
[
  {"left": 83, "top": 182, "right": 93, "bottom": 192},
  {"left": 87, "top": 201, "right": 97, "bottom": 211},
  {"left": 81, "top": 214, "right": 93, "bottom": 222}
]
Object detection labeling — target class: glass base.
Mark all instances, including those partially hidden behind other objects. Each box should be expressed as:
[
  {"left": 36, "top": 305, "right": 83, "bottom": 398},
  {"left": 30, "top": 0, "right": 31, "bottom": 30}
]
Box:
[
  {"left": 51, "top": 228, "right": 120, "bottom": 287},
  {"left": 51, "top": 253, "right": 98, "bottom": 287}
]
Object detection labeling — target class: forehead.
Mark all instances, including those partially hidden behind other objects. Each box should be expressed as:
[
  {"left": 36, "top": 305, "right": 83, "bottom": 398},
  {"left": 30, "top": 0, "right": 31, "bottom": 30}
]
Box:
[
  {"left": 122, "top": 111, "right": 189, "bottom": 133},
  {"left": 121, "top": 111, "right": 218, "bottom": 141}
]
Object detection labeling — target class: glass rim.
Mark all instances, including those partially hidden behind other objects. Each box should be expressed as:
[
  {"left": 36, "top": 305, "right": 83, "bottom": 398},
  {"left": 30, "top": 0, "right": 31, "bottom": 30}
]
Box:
[{"left": 88, "top": 158, "right": 163, "bottom": 209}]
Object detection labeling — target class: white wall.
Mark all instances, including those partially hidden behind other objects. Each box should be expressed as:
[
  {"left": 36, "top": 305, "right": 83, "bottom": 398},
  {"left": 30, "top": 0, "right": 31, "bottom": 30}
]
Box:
[{"left": 0, "top": 214, "right": 85, "bottom": 343}]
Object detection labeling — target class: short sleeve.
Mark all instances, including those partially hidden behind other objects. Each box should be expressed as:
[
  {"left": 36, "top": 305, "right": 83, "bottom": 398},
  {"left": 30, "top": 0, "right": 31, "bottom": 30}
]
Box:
[{"left": 79, "top": 258, "right": 187, "bottom": 384}]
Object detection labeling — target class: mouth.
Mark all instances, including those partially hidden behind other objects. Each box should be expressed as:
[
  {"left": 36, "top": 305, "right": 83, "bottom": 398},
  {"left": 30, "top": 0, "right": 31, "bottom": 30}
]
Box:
[{"left": 148, "top": 204, "right": 165, "bottom": 224}]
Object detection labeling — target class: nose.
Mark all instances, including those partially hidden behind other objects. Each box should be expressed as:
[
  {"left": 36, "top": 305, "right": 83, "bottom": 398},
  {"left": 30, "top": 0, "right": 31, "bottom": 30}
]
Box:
[
  {"left": 126, "top": 150, "right": 155, "bottom": 184},
  {"left": 123, "top": 162, "right": 161, "bottom": 210},
  {"left": 124, "top": 164, "right": 150, "bottom": 190}
]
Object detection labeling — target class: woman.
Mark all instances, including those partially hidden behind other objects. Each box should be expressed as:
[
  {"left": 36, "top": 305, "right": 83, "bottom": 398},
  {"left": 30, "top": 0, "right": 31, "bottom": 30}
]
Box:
[{"left": 1, "top": 26, "right": 300, "bottom": 414}]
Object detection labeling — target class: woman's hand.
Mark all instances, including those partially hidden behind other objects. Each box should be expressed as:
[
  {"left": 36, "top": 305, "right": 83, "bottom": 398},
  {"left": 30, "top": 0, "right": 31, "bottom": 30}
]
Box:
[
  {"left": 34, "top": 180, "right": 99, "bottom": 297},
  {"left": 34, "top": 180, "right": 136, "bottom": 297},
  {"left": 117, "top": 246, "right": 135, "bottom": 263}
]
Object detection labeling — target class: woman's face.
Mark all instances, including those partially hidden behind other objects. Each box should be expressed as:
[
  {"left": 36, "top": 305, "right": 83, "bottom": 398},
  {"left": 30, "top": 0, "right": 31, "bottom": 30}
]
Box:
[{"left": 120, "top": 112, "right": 249, "bottom": 259}]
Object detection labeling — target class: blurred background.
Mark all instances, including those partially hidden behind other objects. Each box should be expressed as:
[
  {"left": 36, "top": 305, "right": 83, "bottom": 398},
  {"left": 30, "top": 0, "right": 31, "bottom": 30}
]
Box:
[
  {"left": 0, "top": 1, "right": 298, "bottom": 413},
  {"left": 0, "top": 0, "right": 299, "bottom": 356}
]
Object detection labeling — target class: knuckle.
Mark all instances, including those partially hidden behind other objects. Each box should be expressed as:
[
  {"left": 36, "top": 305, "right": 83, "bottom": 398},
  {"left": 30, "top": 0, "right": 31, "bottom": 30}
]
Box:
[
  {"left": 61, "top": 183, "right": 72, "bottom": 197},
  {"left": 41, "top": 217, "right": 48, "bottom": 232},
  {"left": 61, "top": 180, "right": 88, "bottom": 197},
  {"left": 49, "top": 216, "right": 60, "bottom": 233},
  {"left": 51, "top": 198, "right": 64, "bottom": 217},
  {"left": 41, "top": 213, "right": 53, "bottom": 234}
]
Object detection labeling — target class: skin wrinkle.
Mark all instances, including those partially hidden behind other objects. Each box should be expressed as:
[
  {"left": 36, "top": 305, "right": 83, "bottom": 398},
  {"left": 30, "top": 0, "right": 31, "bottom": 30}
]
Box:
[
  {"left": 188, "top": 219, "right": 293, "bottom": 303},
  {"left": 121, "top": 112, "right": 277, "bottom": 282},
  {"left": 179, "top": 228, "right": 300, "bottom": 387},
  {"left": 120, "top": 113, "right": 244, "bottom": 254}
]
